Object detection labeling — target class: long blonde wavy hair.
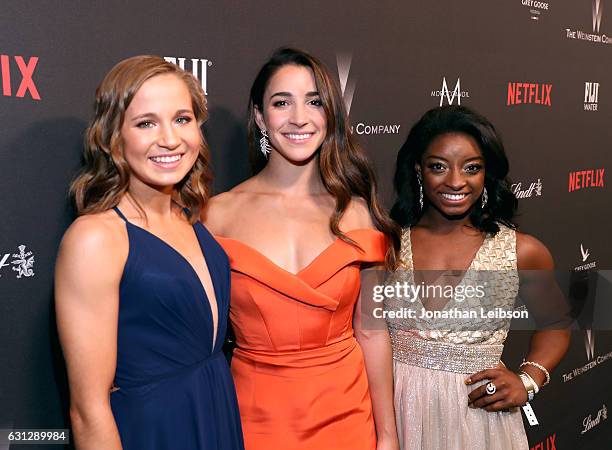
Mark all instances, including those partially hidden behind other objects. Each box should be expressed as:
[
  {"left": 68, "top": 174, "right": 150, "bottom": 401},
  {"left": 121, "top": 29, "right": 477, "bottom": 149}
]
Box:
[{"left": 71, "top": 55, "right": 212, "bottom": 224}]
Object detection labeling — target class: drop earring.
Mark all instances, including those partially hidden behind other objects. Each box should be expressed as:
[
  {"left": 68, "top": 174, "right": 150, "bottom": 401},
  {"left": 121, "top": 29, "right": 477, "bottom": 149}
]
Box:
[
  {"left": 417, "top": 173, "right": 424, "bottom": 210},
  {"left": 481, "top": 187, "right": 488, "bottom": 209},
  {"left": 259, "top": 129, "right": 271, "bottom": 158}
]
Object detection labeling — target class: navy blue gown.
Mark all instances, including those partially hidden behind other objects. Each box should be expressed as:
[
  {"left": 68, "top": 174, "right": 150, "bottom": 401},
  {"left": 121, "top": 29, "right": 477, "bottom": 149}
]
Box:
[{"left": 110, "top": 207, "right": 244, "bottom": 450}]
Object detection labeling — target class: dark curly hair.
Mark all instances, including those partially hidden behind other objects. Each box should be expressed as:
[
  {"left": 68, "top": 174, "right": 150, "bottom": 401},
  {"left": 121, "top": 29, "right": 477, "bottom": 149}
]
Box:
[{"left": 390, "top": 105, "right": 517, "bottom": 234}]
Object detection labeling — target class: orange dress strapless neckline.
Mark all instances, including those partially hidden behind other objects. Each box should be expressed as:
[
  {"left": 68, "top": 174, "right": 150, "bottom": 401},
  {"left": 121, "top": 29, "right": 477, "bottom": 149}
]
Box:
[{"left": 216, "top": 229, "right": 387, "bottom": 450}]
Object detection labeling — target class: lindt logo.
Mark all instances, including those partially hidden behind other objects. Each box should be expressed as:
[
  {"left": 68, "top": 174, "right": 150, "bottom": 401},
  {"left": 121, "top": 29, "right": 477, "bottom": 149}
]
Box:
[
  {"left": 581, "top": 404, "right": 608, "bottom": 434},
  {"left": 568, "top": 168, "right": 605, "bottom": 192},
  {"left": 507, "top": 82, "right": 552, "bottom": 106},
  {"left": 511, "top": 179, "right": 542, "bottom": 199},
  {"left": 0, "top": 55, "right": 40, "bottom": 100}
]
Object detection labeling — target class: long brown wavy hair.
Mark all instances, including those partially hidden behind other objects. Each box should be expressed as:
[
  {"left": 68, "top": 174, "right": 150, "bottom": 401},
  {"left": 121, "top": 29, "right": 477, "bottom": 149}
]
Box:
[
  {"left": 71, "top": 55, "right": 212, "bottom": 224},
  {"left": 247, "top": 48, "right": 400, "bottom": 267}
]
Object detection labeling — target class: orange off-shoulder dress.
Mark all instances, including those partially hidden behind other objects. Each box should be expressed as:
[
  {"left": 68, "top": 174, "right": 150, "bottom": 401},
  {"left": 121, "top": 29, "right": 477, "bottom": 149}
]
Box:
[{"left": 216, "top": 229, "right": 386, "bottom": 450}]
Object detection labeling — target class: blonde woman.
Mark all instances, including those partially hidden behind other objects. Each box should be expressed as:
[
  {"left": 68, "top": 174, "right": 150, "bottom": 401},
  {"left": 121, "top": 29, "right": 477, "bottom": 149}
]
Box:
[{"left": 55, "top": 56, "right": 243, "bottom": 449}]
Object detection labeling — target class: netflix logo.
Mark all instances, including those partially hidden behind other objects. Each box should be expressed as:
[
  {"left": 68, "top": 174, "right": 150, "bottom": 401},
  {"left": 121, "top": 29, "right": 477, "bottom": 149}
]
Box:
[
  {"left": 529, "top": 432, "right": 556, "bottom": 450},
  {"left": 1, "top": 55, "right": 40, "bottom": 100},
  {"left": 507, "top": 82, "right": 551, "bottom": 106},
  {"left": 568, "top": 168, "right": 605, "bottom": 192}
]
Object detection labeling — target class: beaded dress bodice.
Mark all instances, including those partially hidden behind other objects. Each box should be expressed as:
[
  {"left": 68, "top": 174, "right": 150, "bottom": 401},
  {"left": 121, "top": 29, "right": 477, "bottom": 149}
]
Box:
[{"left": 385, "top": 225, "right": 519, "bottom": 373}]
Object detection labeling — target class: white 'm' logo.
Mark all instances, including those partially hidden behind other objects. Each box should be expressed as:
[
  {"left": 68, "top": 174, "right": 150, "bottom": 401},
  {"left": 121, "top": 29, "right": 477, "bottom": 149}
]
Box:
[{"left": 440, "top": 77, "right": 462, "bottom": 106}]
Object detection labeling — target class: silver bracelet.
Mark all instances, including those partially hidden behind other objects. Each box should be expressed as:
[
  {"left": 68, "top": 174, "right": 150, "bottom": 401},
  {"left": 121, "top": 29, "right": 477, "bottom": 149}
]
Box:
[{"left": 519, "top": 360, "right": 551, "bottom": 386}]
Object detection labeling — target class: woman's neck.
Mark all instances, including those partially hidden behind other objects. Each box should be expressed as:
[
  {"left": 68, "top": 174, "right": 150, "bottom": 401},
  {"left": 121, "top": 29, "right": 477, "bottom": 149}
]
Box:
[
  {"left": 418, "top": 207, "right": 476, "bottom": 235},
  {"left": 255, "top": 152, "right": 326, "bottom": 196},
  {"left": 123, "top": 179, "right": 177, "bottom": 219}
]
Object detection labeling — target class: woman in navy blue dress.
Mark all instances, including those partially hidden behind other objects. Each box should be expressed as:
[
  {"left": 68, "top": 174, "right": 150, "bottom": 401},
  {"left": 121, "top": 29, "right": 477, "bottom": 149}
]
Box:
[{"left": 55, "top": 55, "right": 244, "bottom": 449}]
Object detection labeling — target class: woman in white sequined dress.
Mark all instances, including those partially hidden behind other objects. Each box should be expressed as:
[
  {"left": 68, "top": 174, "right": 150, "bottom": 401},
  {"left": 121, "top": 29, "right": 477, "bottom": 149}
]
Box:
[{"left": 385, "top": 106, "right": 570, "bottom": 450}]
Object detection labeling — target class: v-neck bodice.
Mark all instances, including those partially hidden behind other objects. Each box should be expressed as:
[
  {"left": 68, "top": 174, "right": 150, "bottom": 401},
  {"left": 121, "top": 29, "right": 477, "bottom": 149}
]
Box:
[
  {"left": 386, "top": 224, "right": 519, "bottom": 346},
  {"left": 402, "top": 227, "right": 492, "bottom": 273},
  {"left": 112, "top": 206, "right": 229, "bottom": 382}
]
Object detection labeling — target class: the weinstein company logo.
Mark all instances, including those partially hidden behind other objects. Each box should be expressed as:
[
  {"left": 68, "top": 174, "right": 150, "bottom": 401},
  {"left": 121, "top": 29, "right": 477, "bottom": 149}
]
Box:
[
  {"left": 336, "top": 53, "right": 401, "bottom": 136},
  {"left": 507, "top": 82, "right": 552, "bottom": 106},
  {"left": 336, "top": 53, "right": 356, "bottom": 115},
  {"left": 520, "top": 0, "right": 549, "bottom": 21},
  {"left": 568, "top": 168, "right": 605, "bottom": 192},
  {"left": 582, "top": 404, "right": 608, "bottom": 434},
  {"left": 511, "top": 178, "right": 542, "bottom": 199},
  {"left": 594, "top": 0, "right": 604, "bottom": 33},
  {"left": 565, "top": 1, "right": 612, "bottom": 45},
  {"left": 0, "top": 244, "right": 35, "bottom": 279},
  {"left": 431, "top": 77, "right": 469, "bottom": 106},
  {"left": 164, "top": 57, "right": 211, "bottom": 95},
  {"left": 0, "top": 55, "right": 40, "bottom": 100},
  {"left": 584, "top": 82, "right": 599, "bottom": 111},
  {"left": 584, "top": 328, "right": 596, "bottom": 360}
]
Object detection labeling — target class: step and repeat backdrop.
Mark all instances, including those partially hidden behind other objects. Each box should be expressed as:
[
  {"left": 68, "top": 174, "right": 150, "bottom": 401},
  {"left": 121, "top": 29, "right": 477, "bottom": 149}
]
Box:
[{"left": 1, "top": 1, "right": 610, "bottom": 448}]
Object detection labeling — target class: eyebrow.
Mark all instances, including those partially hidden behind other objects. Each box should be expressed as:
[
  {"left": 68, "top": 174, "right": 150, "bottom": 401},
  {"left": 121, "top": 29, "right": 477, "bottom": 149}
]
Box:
[
  {"left": 425, "top": 155, "right": 484, "bottom": 162},
  {"left": 130, "top": 109, "right": 194, "bottom": 121},
  {"left": 269, "top": 91, "right": 320, "bottom": 100}
]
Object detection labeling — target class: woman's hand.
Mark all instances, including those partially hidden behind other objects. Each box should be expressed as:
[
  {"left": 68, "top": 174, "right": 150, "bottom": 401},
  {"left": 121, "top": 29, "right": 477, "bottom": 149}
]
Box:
[{"left": 465, "top": 367, "right": 528, "bottom": 412}]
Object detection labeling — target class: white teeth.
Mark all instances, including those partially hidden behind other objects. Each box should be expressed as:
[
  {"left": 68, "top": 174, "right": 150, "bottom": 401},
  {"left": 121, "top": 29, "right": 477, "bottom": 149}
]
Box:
[
  {"left": 150, "top": 154, "right": 182, "bottom": 163},
  {"left": 286, "top": 133, "right": 312, "bottom": 140},
  {"left": 442, "top": 193, "right": 467, "bottom": 200}
]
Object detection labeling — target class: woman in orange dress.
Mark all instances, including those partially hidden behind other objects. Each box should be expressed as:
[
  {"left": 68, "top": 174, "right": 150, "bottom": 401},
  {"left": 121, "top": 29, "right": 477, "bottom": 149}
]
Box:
[{"left": 205, "top": 48, "right": 400, "bottom": 450}]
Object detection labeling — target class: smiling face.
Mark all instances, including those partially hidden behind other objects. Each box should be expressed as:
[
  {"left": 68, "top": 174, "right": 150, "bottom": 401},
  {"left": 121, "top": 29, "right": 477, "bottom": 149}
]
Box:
[
  {"left": 418, "top": 132, "right": 485, "bottom": 218},
  {"left": 254, "top": 64, "right": 327, "bottom": 164},
  {"left": 120, "top": 73, "right": 201, "bottom": 193}
]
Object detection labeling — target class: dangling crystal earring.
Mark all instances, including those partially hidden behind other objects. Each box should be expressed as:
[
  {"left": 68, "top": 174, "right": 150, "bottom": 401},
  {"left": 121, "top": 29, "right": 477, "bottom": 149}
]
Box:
[
  {"left": 417, "top": 173, "right": 424, "bottom": 210},
  {"left": 481, "top": 187, "right": 488, "bottom": 209},
  {"left": 259, "top": 129, "right": 271, "bottom": 158}
]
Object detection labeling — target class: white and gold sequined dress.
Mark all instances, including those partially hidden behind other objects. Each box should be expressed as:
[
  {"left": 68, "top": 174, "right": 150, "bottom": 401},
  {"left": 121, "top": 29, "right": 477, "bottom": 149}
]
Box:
[{"left": 385, "top": 225, "right": 528, "bottom": 450}]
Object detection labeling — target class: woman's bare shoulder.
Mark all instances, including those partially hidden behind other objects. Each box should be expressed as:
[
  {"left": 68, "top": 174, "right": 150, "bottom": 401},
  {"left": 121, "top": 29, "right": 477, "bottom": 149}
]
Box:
[
  {"left": 341, "top": 196, "right": 376, "bottom": 231},
  {"left": 515, "top": 231, "right": 554, "bottom": 270},
  {"left": 61, "top": 211, "right": 125, "bottom": 251},
  {"left": 204, "top": 181, "right": 260, "bottom": 234}
]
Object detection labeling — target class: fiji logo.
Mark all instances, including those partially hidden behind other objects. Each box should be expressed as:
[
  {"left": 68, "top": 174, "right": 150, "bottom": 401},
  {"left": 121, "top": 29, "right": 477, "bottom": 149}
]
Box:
[
  {"left": 163, "top": 57, "right": 211, "bottom": 95},
  {"left": 0, "top": 244, "right": 35, "bottom": 279}
]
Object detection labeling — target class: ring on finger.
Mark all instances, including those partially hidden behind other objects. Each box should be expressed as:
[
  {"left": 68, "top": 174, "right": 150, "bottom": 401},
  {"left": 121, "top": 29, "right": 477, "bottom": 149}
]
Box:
[{"left": 485, "top": 382, "right": 496, "bottom": 395}]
